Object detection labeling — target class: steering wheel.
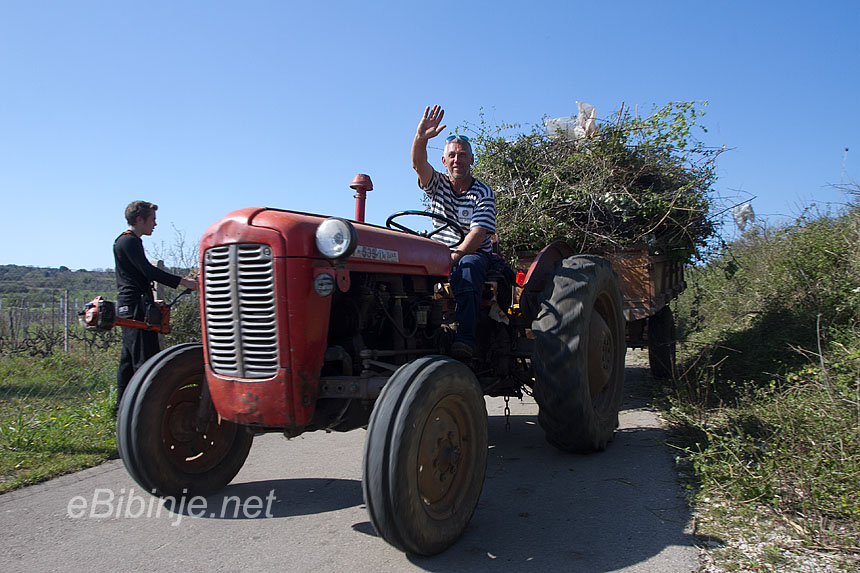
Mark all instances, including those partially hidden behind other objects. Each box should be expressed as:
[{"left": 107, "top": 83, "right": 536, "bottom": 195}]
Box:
[{"left": 385, "top": 210, "right": 466, "bottom": 248}]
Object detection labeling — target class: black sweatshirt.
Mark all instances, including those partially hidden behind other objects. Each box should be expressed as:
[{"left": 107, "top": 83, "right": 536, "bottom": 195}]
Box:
[{"left": 113, "top": 230, "right": 182, "bottom": 305}]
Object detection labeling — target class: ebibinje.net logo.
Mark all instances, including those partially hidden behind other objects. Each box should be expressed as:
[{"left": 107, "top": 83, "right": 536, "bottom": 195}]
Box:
[{"left": 67, "top": 488, "right": 278, "bottom": 527}]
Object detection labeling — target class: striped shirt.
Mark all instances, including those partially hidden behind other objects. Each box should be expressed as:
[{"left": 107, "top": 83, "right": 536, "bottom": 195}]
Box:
[{"left": 422, "top": 170, "right": 496, "bottom": 253}]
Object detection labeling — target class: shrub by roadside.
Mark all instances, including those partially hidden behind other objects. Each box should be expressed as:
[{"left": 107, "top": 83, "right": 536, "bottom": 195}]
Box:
[{"left": 667, "top": 196, "right": 860, "bottom": 570}]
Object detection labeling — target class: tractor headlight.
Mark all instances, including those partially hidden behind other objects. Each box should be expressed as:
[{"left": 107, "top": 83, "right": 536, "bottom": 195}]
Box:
[{"left": 315, "top": 218, "right": 357, "bottom": 260}]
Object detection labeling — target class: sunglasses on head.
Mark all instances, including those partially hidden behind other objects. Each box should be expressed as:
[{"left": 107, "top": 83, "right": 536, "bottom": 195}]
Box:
[{"left": 446, "top": 134, "right": 470, "bottom": 143}]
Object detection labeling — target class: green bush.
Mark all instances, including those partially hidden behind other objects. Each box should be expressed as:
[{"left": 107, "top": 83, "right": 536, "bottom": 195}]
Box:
[
  {"left": 669, "top": 197, "right": 860, "bottom": 551},
  {"left": 163, "top": 286, "right": 202, "bottom": 345},
  {"left": 676, "top": 203, "right": 860, "bottom": 391}
]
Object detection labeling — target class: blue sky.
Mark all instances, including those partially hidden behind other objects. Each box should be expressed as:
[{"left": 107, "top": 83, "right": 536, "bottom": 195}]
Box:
[{"left": 1, "top": 1, "right": 857, "bottom": 271}]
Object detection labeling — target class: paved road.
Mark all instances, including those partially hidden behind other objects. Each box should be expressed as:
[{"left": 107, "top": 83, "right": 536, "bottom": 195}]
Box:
[{"left": 1, "top": 351, "right": 699, "bottom": 572}]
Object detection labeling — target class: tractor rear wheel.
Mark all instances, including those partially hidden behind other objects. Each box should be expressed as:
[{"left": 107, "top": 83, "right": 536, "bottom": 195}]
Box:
[
  {"left": 531, "top": 255, "right": 625, "bottom": 452},
  {"left": 363, "top": 356, "right": 488, "bottom": 555},
  {"left": 118, "top": 343, "right": 253, "bottom": 497},
  {"left": 648, "top": 305, "right": 676, "bottom": 379}
]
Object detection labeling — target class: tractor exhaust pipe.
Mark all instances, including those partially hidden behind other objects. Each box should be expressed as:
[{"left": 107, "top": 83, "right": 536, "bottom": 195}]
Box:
[{"left": 350, "top": 174, "right": 373, "bottom": 223}]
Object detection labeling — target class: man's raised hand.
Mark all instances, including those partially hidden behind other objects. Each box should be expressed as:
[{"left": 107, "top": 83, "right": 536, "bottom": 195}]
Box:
[{"left": 416, "top": 105, "right": 446, "bottom": 141}]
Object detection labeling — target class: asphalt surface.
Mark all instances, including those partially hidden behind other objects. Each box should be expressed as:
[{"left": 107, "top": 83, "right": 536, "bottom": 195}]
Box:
[{"left": 1, "top": 351, "right": 699, "bottom": 572}]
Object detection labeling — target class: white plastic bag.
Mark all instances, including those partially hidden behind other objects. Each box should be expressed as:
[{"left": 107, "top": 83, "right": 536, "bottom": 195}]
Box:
[
  {"left": 544, "top": 102, "right": 597, "bottom": 140},
  {"left": 543, "top": 116, "right": 577, "bottom": 139},
  {"left": 574, "top": 101, "right": 597, "bottom": 139},
  {"left": 732, "top": 203, "right": 755, "bottom": 231}
]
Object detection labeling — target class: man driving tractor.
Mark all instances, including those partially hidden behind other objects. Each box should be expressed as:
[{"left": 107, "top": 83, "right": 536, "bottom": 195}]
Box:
[{"left": 411, "top": 105, "right": 497, "bottom": 362}]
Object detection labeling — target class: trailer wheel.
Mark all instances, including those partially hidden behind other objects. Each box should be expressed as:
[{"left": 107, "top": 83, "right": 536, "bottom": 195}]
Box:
[
  {"left": 648, "top": 305, "right": 676, "bottom": 379},
  {"left": 118, "top": 344, "right": 253, "bottom": 497},
  {"left": 531, "top": 255, "right": 625, "bottom": 452},
  {"left": 363, "top": 356, "right": 488, "bottom": 555}
]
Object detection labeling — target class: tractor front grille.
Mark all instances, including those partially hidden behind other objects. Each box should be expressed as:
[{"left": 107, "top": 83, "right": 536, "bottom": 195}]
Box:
[{"left": 203, "top": 243, "right": 279, "bottom": 379}]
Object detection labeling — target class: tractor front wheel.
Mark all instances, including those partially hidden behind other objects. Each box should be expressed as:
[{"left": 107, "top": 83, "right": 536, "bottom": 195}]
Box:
[
  {"left": 362, "top": 356, "right": 488, "bottom": 555},
  {"left": 117, "top": 344, "right": 253, "bottom": 497}
]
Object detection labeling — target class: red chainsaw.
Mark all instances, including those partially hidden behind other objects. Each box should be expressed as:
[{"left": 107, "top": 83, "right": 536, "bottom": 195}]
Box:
[{"left": 79, "top": 289, "right": 193, "bottom": 334}]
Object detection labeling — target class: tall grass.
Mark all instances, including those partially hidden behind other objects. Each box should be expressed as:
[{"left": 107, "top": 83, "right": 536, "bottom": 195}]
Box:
[
  {"left": 668, "top": 196, "right": 860, "bottom": 557},
  {"left": 0, "top": 347, "right": 119, "bottom": 492}
]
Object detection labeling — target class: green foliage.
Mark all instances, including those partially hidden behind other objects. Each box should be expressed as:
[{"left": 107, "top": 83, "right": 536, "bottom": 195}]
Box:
[
  {"left": 465, "top": 102, "right": 720, "bottom": 264},
  {"left": 668, "top": 196, "right": 860, "bottom": 552},
  {"left": 676, "top": 202, "right": 860, "bottom": 389},
  {"left": 164, "top": 287, "right": 202, "bottom": 344}
]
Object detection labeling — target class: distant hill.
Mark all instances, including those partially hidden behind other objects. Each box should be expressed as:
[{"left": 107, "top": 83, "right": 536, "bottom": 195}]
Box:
[
  {"left": 0, "top": 264, "right": 117, "bottom": 309},
  {"left": 0, "top": 262, "right": 196, "bottom": 309}
]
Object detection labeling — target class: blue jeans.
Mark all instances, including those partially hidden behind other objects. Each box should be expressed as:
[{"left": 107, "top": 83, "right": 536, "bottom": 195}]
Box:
[{"left": 450, "top": 252, "right": 491, "bottom": 348}]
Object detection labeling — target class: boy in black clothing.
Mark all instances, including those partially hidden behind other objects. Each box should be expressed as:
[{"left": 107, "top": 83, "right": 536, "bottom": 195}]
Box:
[{"left": 114, "top": 201, "right": 198, "bottom": 409}]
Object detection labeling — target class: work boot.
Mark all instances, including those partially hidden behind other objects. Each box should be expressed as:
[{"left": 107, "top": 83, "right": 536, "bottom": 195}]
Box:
[{"left": 451, "top": 341, "right": 474, "bottom": 362}]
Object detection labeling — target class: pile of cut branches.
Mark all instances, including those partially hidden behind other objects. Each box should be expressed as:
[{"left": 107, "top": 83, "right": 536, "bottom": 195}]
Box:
[{"left": 468, "top": 102, "right": 722, "bottom": 264}]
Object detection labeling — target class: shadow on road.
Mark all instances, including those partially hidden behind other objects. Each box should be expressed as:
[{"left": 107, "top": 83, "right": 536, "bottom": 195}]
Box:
[
  {"left": 178, "top": 477, "right": 363, "bottom": 519},
  {"left": 402, "top": 363, "right": 696, "bottom": 571},
  {"left": 181, "top": 363, "right": 695, "bottom": 570}
]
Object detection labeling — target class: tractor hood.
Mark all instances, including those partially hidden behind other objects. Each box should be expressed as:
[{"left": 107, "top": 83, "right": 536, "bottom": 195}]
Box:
[{"left": 200, "top": 207, "right": 452, "bottom": 278}]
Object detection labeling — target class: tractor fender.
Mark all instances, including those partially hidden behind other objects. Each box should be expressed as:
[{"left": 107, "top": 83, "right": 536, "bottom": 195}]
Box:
[{"left": 519, "top": 241, "right": 575, "bottom": 324}]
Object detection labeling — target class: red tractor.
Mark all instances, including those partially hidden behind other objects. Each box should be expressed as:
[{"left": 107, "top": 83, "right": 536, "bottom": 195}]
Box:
[{"left": 116, "top": 179, "right": 630, "bottom": 555}]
